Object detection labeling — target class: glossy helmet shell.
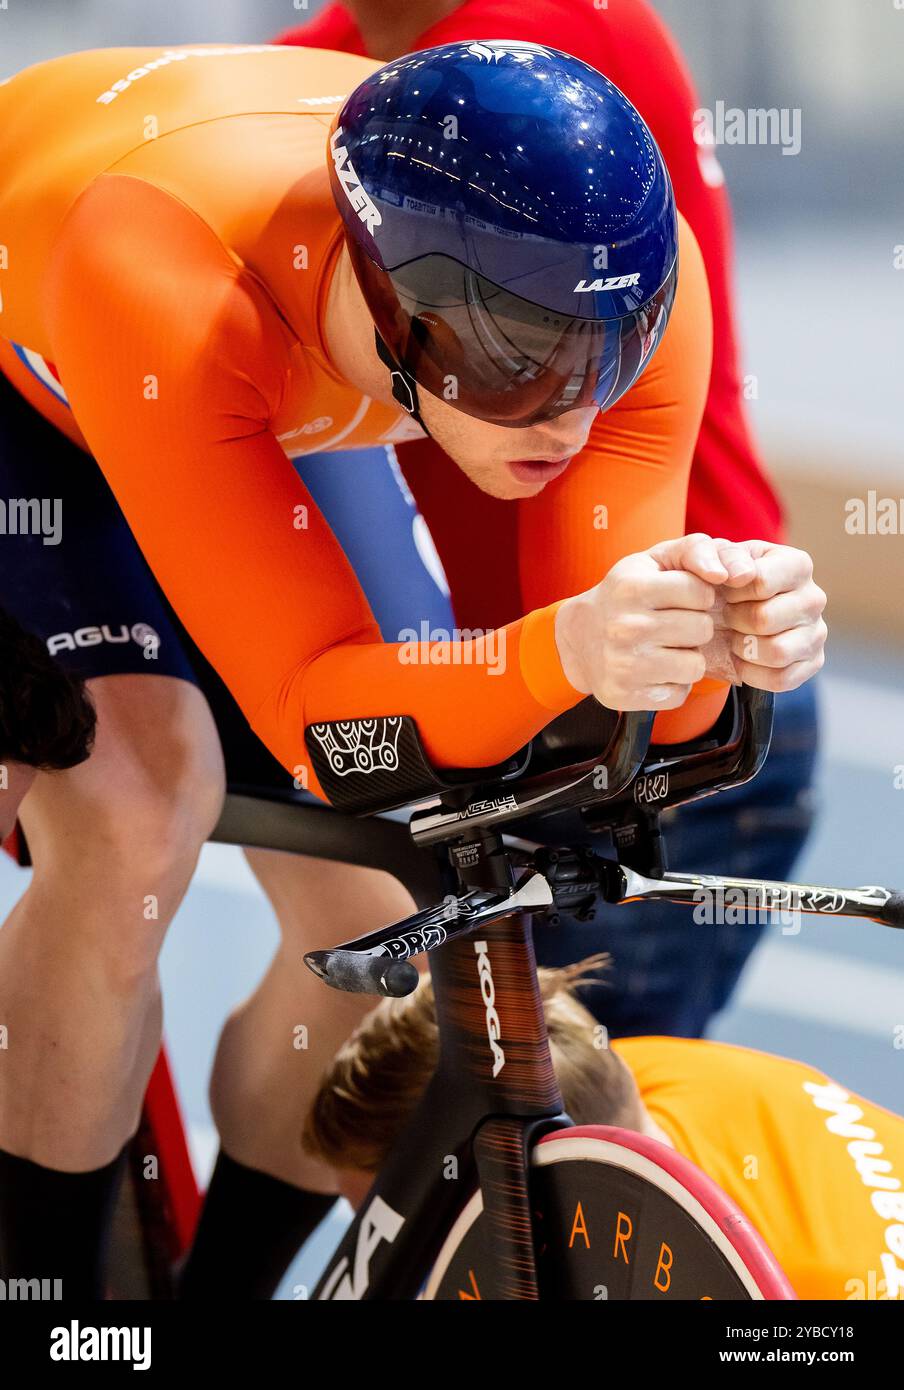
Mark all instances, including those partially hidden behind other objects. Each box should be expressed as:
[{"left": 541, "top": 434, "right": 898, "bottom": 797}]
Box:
[{"left": 328, "top": 39, "right": 678, "bottom": 426}]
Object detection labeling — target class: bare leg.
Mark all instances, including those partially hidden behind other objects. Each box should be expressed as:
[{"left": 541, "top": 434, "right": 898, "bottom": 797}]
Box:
[
  {"left": 209, "top": 849, "right": 417, "bottom": 1191},
  {"left": 0, "top": 674, "right": 225, "bottom": 1171}
]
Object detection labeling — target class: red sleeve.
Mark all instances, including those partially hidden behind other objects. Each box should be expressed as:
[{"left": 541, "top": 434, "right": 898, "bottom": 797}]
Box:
[
  {"left": 591, "top": 2, "right": 783, "bottom": 543},
  {"left": 274, "top": 3, "right": 365, "bottom": 55}
]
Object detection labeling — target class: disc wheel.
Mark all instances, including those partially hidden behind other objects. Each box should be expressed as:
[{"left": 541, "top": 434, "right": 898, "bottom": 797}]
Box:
[{"left": 422, "top": 1126, "right": 795, "bottom": 1301}]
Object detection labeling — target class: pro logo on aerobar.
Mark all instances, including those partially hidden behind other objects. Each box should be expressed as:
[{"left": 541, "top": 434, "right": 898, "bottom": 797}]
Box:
[
  {"left": 330, "top": 128, "right": 382, "bottom": 235},
  {"left": 575, "top": 274, "right": 641, "bottom": 293},
  {"left": 474, "top": 941, "right": 505, "bottom": 1077}
]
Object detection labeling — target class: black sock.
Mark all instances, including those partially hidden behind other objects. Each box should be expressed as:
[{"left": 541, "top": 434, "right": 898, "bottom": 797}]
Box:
[
  {"left": 0, "top": 1144, "right": 128, "bottom": 1299},
  {"left": 177, "top": 1150, "right": 336, "bottom": 1300}
]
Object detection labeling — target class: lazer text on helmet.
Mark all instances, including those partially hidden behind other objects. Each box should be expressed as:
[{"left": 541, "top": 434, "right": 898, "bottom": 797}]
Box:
[
  {"left": 330, "top": 128, "right": 382, "bottom": 235},
  {"left": 574, "top": 274, "right": 641, "bottom": 293}
]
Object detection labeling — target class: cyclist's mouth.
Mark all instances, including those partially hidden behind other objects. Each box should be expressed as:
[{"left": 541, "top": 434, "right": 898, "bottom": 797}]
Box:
[{"left": 506, "top": 457, "right": 573, "bottom": 485}]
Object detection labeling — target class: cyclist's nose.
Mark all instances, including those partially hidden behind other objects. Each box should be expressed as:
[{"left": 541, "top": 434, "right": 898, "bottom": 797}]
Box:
[{"left": 535, "top": 406, "right": 599, "bottom": 455}]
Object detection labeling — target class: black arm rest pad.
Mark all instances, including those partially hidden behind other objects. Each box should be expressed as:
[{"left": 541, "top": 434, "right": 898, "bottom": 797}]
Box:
[{"left": 305, "top": 715, "right": 529, "bottom": 815}]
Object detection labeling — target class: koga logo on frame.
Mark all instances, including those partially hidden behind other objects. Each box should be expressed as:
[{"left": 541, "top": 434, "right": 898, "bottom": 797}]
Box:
[{"left": 474, "top": 940, "right": 505, "bottom": 1076}]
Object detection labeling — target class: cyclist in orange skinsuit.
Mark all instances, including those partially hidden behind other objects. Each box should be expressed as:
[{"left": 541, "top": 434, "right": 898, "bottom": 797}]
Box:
[
  {"left": 0, "top": 43, "right": 728, "bottom": 789},
  {"left": 0, "top": 44, "right": 826, "bottom": 1299}
]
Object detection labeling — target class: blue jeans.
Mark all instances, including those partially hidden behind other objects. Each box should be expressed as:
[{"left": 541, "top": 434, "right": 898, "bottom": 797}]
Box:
[{"left": 533, "top": 680, "right": 820, "bottom": 1038}]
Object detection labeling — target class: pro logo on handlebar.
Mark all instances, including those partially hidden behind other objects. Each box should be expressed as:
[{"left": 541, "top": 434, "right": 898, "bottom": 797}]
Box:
[
  {"left": 634, "top": 771, "right": 669, "bottom": 806},
  {"left": 474, "top": 941, "right": 505, "bottom": 1077}
]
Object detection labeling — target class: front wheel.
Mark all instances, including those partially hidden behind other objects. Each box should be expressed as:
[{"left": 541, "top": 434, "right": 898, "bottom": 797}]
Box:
[{"left": 422, "top": 1126, "right": 794, "bottom": 1301}]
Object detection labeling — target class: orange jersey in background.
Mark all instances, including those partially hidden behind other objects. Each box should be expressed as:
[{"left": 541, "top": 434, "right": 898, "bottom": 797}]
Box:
[
  {"left": 0, "top": 45, "right": 719, "bottom": 799},
  {"left": 614, "top": 1036, "right": 904, "bottom": 1300}
]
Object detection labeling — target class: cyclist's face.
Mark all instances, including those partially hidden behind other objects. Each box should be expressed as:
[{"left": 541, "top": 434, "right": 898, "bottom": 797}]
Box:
[
  {"left": 418, "top": 392, "right": 599, "bottom": 500},
  {"left": 327, "top": 249, "right": 597, "bottom": 497}
]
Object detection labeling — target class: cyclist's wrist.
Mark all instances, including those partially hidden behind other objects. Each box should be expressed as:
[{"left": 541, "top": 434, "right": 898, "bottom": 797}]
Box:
[
  {"left": 554, "top": 594, "right": 594, "bottom": 697},
  {"left": 520, "top": 600, "right": 586, "bottom": 711}
]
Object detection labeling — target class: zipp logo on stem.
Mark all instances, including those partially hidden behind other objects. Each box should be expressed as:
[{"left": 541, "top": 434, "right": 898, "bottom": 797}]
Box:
[{"left": 330, "top": 128, "right": 382, "bottom": 235}]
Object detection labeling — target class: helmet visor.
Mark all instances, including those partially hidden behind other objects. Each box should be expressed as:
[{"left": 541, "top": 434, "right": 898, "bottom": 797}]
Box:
[{"left": 352, "top": 246, "right": 677, "bottom": 428}]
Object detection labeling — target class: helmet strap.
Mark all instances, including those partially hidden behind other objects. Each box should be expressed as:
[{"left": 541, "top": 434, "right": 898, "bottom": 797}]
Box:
[{"left": 374, "top": 331, "right": 432, "bottom": 439}]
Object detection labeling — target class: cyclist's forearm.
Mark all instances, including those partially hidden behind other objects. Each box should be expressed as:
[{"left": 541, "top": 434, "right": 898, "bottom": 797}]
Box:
[{"left": 252, "top": 600, "right": 584, "bottom": 795}]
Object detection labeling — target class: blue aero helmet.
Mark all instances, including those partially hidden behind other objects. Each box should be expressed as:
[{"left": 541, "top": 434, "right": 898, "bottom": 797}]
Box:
[{"left": 328, "top": 38, "right": 679, "bottom": 429}]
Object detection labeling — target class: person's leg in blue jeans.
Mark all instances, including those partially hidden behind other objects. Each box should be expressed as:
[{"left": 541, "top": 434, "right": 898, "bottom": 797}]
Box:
[{"left": 533, "top": 682, "right": 820, "bottom": 1038}]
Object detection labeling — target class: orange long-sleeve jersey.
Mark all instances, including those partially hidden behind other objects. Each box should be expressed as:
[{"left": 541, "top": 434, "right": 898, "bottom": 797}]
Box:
[
  {"left": 0, "top": 44, "right": 720, "bottom": 799},
  {"left": 615, "top": 1037, "right": 904, "bottom": 1301}
]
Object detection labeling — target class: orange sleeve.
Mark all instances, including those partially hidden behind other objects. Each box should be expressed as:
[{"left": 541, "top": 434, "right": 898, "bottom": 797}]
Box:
[
  {"left": 43, "top": 175, "right": 583, "bottom": 795},
  {"left": 518, "top": 213, "right": 727, "bottom": 743}
]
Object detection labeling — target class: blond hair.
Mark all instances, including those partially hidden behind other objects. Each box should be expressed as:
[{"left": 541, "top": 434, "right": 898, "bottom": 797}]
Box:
[{"left": 303, "top": 956, "right": 640, "bottom": 1173}]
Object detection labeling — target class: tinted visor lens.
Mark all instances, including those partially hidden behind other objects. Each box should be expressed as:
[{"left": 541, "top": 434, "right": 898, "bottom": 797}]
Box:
[{"left": 357, "top": 248, "right": 677, "bottom": 427}]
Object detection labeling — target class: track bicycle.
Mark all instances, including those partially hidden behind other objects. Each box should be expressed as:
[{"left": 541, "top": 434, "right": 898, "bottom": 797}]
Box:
[
  {"left": 84, "top": 683, "right": 902, "bottom": 1298},
  {"left": 257, "top": 684, "right": 901, "bottom": 1301}
]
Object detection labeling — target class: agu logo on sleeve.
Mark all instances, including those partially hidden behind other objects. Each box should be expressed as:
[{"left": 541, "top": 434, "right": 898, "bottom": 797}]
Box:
[{"left": 47, "top": 622, "right": 161, "bottom": 658}]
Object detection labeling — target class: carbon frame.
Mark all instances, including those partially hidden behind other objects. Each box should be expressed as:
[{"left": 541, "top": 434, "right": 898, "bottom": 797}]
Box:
[{"left": 311, "top": 854, "right": 569, "bottom": 1301}]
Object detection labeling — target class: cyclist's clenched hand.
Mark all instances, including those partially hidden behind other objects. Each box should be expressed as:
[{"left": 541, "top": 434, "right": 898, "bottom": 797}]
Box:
[
  {"left": 555, "top": 535, "right": 727, "bottom": 711},
  {"left": 717, "top": 541, "right": 827, "bottom": 692}
]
